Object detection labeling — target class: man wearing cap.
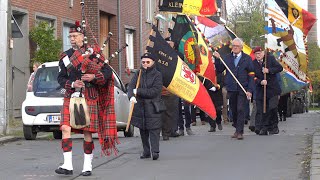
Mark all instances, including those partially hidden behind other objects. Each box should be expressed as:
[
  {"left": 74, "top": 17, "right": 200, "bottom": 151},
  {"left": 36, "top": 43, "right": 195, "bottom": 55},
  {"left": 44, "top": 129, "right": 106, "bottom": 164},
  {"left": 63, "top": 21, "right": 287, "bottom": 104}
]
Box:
[
  {"left": 56, "top": 21, "right": 116, "bottom": 176},
  {"left": 214, "top": 38, "right": 255, "bottom": 140},
  {"left": 127, "top": 52, "right": 163, "bottom": 160},
  {"left": 252, "top": 46, "right": 283, "bottom": 135}
]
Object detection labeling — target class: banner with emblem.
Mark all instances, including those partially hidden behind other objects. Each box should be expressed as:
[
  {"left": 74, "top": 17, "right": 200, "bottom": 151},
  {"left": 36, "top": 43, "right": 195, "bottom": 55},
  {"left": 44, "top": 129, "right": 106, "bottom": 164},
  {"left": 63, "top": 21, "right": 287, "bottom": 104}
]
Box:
[
  {"left": 147, "top": 25, "right": 216, "bottom": 119},
  {"left": 265, "top": 0, "right": 307, "bottom": 81},
  {"left": 274, "top": 0, "right": 316, "bottom": 35},
  {"left": 159, "top": 0, "right": 218, "bottom": 16},
  {"left": 171, "top": 15, "right": 199, "bottom": 72}
]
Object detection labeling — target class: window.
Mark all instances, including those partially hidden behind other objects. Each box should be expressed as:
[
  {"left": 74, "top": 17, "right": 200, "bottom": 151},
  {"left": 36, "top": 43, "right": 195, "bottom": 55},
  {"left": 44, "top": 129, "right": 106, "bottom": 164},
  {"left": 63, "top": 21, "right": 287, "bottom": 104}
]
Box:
[
  {"left": 146, "top": 0, "right": 155, "bottom": 23},
  {"left": 62, "top": 23, "right": 73, "bottom": 51},
  {"left": 125, "top": 29, "right": 134, "bottom": 69},
  {"left": 36, "top": 16, "right": 55, "bottom": 28}
]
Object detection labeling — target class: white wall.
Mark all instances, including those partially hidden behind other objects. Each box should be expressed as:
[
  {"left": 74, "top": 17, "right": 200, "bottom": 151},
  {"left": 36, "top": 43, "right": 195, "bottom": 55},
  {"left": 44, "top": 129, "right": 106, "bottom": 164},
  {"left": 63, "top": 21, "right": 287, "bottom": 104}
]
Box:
[{"left": 0, "top": 0, "right": 8, "bottom": 134}]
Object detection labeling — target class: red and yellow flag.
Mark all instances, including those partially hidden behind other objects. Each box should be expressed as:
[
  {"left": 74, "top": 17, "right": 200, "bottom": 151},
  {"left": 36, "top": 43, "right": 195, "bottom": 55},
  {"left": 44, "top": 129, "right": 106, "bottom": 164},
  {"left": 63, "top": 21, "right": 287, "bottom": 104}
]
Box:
[
  {"left": 275, "top": 0, "right": 316, "bottom": 35},
  {"left": 160, "top": 0, "right": 217, "bottom": 16},
  {"left": 147, "top": 25, "right": 216, "bottom": 119}
]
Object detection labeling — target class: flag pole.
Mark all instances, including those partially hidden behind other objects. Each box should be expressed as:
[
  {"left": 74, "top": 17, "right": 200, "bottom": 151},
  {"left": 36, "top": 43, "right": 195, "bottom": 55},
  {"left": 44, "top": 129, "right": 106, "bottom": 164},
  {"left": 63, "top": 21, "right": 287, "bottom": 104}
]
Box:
[
  {"left": 217, "top": 56, "right": 248, "bottom": 96},
  {"left": 125, "top": 69, "right": 141, "bottom": 132},
  {"left": 263, "top": 49, "right": 267, "bottom": 113}
]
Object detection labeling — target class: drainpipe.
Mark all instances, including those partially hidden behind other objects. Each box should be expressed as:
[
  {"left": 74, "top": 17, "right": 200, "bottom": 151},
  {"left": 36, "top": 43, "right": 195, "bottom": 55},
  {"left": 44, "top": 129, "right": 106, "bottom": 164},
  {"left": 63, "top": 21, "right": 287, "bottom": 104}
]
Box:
[
  {"left": 140, "top": 0, "right": 143, "bottom": 58},
  {"left": 117, "top": 0, "right": 122, "bottom": 78}
]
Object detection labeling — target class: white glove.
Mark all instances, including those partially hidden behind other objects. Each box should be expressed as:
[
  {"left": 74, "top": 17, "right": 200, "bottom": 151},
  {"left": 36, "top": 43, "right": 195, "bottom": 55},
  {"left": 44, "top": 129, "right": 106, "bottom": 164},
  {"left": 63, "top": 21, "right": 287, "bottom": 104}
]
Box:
[
  {"left": 130, "top": 97, "right": 137, "bottom": 104},
  {"left": 133, "top": 88, "right": 137, "bottom": 95},
  {"left": 209, "top": 87, "right": 216, "bottom": 92}
]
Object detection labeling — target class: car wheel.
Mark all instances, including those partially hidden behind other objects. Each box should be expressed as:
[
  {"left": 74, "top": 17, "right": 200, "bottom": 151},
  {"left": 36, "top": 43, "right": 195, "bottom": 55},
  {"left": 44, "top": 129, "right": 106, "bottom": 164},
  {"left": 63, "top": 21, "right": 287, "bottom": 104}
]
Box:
[
  {"left": 23, "top": 125, "right": 37, "bottom": 140},
  {"left": 124, "top": 125, "right": 134, "bottom": 137},
  {"left": 53, "top": 130, "right": 62, "bottom": 139}
]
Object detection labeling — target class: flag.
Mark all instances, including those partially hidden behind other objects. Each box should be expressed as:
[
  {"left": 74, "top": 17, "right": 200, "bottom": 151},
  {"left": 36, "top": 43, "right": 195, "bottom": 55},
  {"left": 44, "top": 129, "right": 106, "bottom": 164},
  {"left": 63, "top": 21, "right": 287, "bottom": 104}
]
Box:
[
  {"left": 265, "top": 0, "right": 307, "bottom": 81},
  {"left": 279, "top": 69, "right": 307, "bottom": 95},
  {"left": 147, "top": 25, "right": 216, "bottom": 119},
  {"left": 159, "top": 0, "right": 218, "bottom": 16},
  {"left": 171, "top": 15, "right": 216, "bottom": 84},
  {"left": 192, "top": 17, "right": 217, "bottom": 84},
  {"left": 194, "top": 16, "right": 231, "bottom": 50},
  {"left": 171, "top": 15, "right": 199, "bottom": 72},
  {"left": 274, "top": 0, "right": 317, "bottom": 35}
]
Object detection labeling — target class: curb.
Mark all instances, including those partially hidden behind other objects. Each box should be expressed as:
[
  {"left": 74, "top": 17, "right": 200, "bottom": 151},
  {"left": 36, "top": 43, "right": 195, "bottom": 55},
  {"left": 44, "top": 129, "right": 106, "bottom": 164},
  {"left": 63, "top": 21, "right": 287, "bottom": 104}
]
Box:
[
  {"left": 310, "top": 132, "right": 320, "bottom": 180},
  {"left": 0, "top": 136, "right": 18, "bottom": 144}
]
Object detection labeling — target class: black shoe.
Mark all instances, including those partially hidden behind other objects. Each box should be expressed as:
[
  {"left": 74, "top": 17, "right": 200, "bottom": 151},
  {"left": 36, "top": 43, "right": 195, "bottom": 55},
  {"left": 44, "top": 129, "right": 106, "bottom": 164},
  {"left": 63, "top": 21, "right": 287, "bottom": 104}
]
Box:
[
  {"left": 217, "top": 124, "right": 223, "bottom": 131},
  {"left": 55, "top": 167, "right": 73, "bottom": 175},
  {"left": 283, "top": 116, "right": 286, "bottom": 121},
  {"left": 163, "top": 136, "right": 169, "bottom": 141},
  {"left": 208, "top": 127, "right": 216, "bottom": 132},
  {"left": 269, "top": 128, "right": 279, "bottom": 135},
  {"left": 259, "top": 129, "right": 268, "bottom": 135},
  {"left": 255, "top": 129, "right": 260, "bottom": 135},
  {"left": 170, "top": 132, "right": 180, "bottom": 137},
  {"left": 81, "top": 171, "right": 92, "bottom": 176},
  {"left": 152, "top": 152, "right": 159, "bottom": 160},
  {"left": 249, "top": 126, "right": 255, "bottom": 132},
  {"left": 140, "top": 153, "right": 151, "bottom": 159}
]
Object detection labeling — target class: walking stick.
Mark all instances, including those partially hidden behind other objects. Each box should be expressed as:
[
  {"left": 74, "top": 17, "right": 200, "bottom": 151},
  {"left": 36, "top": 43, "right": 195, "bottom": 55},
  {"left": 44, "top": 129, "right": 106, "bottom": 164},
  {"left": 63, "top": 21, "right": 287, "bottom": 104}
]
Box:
[
  {"left": 125, "top": 69, "right": 142, "bottom": 132},
  {"left": 263, "top": 50, "right": 267, "bottom": 113}
]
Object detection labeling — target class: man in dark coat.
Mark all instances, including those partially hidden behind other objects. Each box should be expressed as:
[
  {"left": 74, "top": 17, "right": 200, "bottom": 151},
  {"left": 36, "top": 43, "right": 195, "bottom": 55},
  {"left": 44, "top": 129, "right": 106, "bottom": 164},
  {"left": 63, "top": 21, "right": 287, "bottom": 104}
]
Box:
[
  {"left": 214, "top": 38, "right": 255, "bottom": 140},
  {"left": 252, "top": 46, "right": 283, "bottom": 135},
  {"left": 128, "top": 52, "right": 163, "bottom": 160}
]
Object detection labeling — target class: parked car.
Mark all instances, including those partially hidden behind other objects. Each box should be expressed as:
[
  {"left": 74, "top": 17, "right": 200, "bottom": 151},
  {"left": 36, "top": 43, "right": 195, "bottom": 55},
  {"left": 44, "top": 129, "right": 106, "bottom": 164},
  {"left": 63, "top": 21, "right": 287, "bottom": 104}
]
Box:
[{"left": 21, "top": 61, "right": 133, "bottom": 140}]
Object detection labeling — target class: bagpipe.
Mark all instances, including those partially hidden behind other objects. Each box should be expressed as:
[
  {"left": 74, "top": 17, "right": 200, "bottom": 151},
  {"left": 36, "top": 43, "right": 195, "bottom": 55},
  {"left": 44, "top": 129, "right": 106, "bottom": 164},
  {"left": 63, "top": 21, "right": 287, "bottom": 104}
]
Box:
[{"left": 70, "top": 0, "right": 127, "bottom": 129}]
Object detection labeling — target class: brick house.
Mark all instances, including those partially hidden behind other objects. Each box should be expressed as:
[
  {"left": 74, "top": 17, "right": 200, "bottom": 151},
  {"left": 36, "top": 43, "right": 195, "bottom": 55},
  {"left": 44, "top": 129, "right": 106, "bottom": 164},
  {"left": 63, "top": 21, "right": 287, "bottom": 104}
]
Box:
[{"left": 9, "top": 0, "right": 161, "bottom": 119}]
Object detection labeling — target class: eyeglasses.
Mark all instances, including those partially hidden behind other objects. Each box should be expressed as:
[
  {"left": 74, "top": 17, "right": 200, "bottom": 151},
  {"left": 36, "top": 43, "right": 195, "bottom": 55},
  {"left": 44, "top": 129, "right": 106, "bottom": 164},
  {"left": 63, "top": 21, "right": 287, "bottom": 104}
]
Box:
[
  {"left": 141, "top": 61, "right": 151, "bottom": 64},
  {"left": 232, "top": 45, "right": 241, "bottom": 48},
  {"left": 68, "top": 34, "right": 80, "bottom": 39}
]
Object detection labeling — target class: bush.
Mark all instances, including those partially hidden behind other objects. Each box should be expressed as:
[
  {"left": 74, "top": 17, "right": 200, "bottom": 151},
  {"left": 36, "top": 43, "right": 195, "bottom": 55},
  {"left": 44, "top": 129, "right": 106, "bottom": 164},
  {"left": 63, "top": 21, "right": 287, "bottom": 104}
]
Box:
[{"left": 29, "top": 21, "right": 62, "bottom": 63}]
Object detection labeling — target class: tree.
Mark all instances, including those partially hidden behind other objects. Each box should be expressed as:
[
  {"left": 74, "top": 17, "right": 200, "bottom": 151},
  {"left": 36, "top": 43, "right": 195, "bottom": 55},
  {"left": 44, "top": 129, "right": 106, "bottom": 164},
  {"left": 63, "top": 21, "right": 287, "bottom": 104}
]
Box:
[
  {"left": 29, "top": 21, "right": 62, "bottom": 63},
  {"left": 227, "top": 0, "right": 265, "bottom": 47},
  {"left": 307, "top": 42, "right": 320, "bottom": 72}
]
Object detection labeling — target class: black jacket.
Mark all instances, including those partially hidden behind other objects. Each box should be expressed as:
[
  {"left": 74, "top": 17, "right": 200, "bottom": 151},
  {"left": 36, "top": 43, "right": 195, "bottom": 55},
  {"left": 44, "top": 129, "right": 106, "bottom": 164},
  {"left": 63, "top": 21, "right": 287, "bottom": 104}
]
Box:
[
  {"left": 128, "top": 64, "right": 163, "bottom": 130},
  {"left": 253, "top": 53, "right": 283, "bottom": 100}
]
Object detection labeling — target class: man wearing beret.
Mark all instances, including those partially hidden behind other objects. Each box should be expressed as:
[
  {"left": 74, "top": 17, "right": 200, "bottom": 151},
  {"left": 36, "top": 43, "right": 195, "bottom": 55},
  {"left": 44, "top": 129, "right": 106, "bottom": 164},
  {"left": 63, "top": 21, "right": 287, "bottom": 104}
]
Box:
[{"left": 252, "top": 46, "right": 283, "bottom": 135}]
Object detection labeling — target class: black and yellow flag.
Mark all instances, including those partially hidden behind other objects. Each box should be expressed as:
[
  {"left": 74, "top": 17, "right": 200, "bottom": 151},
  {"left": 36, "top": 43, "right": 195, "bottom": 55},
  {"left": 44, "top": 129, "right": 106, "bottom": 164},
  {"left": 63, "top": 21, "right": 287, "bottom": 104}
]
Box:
[{"left": 147, "top": 25, "right": 216, "bottom": 119}]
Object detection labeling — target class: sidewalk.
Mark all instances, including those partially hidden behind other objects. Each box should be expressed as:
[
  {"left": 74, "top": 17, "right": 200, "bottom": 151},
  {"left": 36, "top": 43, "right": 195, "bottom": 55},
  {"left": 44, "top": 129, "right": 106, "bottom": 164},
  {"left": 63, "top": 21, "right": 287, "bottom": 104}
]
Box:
[{"left": 311, "top": 131, "right": 320, "bottom": 179}]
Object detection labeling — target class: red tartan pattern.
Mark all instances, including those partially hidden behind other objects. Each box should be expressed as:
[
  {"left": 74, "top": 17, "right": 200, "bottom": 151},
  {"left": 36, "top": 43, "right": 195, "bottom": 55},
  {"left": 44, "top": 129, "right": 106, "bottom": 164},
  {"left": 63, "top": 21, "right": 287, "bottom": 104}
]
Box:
[
  {"left": 83, "top": 141, "right": 94, "bottom": 154},
  {"left": 61, "top": 97, "right": 99, "bottom": 133},
  {"left": 60, "top": 46, "right": 118, "bottom": 156},
  {"left": 61, "top": 138, "right": 72, "bottom": 152}
]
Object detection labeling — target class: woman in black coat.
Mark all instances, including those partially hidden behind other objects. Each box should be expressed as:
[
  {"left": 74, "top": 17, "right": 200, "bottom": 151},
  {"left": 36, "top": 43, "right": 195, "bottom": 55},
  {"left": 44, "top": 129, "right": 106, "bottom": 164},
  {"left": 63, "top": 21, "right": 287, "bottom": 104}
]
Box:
[{"left": 127, "top": 53, "right": 163, "bottom": 160}]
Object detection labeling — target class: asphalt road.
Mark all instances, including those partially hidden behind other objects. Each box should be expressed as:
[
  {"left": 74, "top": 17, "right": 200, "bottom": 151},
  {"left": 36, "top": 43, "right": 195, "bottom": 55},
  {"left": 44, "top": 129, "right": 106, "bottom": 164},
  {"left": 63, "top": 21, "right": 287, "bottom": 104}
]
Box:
[{"left": 0, "top": 111, "right": 319, "bottom": 180}]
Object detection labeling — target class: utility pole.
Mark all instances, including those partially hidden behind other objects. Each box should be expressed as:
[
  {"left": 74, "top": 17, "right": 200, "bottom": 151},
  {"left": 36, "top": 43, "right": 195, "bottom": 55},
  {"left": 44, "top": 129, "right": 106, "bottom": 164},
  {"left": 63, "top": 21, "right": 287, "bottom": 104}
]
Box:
[{"left": 0, "top": 0, "right": 9, "bottom": 134}]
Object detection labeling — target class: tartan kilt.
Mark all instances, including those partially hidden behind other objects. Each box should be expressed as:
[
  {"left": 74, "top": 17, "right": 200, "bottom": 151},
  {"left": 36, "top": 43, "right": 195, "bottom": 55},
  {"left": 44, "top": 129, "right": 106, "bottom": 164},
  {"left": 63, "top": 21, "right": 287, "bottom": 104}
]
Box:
[{"left": 60, "top": 97, "right": 99, "bottom": 133}]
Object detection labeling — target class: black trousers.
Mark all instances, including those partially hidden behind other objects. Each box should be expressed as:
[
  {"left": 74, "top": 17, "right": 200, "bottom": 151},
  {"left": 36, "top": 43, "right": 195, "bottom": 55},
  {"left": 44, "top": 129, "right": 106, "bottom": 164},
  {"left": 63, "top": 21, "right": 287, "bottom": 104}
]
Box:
[
  {"left": 161, "top": 95, "right": 179, "bottom": 137},
  {"left": 140, "top": 128, "right": 161, "bottom": 154},
  {"left": 228, "top": 91, "right": 247, "bottom": 134},
  {"left": 256, "top": 96, "right": 279, "bottom": 131},
  {"left": 178, "top": 99, "right": 193, "bottom": 130},
  {"left": 208, "top": 105, "right": 222, "bottom": 128}
]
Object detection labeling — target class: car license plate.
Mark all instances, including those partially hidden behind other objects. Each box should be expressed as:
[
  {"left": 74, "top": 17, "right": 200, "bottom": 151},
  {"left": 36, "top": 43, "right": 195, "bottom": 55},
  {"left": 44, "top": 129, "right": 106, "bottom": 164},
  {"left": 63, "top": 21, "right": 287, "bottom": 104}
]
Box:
[{"left": 47, "top": 115, "right": 61, "bottom": 123}]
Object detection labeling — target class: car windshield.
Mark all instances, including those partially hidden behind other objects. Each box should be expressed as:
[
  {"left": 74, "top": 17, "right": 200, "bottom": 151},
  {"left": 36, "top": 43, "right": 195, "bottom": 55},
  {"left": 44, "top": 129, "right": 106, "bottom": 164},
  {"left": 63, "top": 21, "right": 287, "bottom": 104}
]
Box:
[{"left": 33, "top": 66, "right": 64, "bottom": 97}]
